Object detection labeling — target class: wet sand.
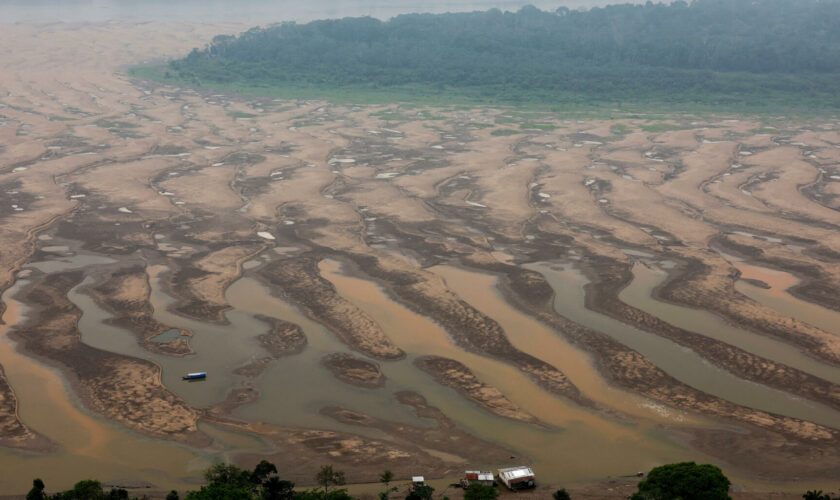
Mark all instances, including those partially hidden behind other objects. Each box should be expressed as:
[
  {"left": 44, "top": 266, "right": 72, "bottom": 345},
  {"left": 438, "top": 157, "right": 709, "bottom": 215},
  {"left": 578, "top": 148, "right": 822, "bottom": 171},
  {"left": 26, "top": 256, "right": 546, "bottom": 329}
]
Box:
[{"left": 0, "top": 280, "right": 207, "bottom": 493}]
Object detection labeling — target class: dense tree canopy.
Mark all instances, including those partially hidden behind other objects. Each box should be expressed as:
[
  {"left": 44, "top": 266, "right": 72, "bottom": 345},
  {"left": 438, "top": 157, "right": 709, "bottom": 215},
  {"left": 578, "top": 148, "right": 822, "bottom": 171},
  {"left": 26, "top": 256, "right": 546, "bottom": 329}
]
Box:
[
  {"left": 631, "top": 462, "right": 731, "bottom": 500},
  {"left": 164, "top": 0, "right": 840, "bottom": 108}
]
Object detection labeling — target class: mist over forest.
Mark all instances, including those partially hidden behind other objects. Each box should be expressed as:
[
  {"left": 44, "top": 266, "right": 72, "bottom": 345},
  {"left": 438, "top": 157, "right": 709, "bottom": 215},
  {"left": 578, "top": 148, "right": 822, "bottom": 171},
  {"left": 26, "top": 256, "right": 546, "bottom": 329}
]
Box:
[
  {"left": 4, "top": 0, "right": 840, "bottom": 495},
  {"left": 3, "top": 0, "right": 647, "bottom": 23},
  {"left": 150, "top": 0, "right": 840, "bottom": 111}
]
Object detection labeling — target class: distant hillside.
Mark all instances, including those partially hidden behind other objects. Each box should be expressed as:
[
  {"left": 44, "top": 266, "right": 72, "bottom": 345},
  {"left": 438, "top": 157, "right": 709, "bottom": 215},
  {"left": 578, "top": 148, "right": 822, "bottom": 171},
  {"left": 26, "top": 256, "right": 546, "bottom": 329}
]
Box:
[{"left": 158, "top": 0, "right": 840, "bottom": 110}]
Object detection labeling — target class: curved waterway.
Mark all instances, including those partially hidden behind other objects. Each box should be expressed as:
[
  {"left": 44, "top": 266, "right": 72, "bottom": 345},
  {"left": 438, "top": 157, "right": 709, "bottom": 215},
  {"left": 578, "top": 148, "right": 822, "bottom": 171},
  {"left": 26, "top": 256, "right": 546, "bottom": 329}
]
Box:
[
  {"left": 428, "top": 265, "right": 676, "bottom": 422},
  {"left": 224, "top": 276, "right": 426, "bottom": 434},
  {"left": 17, "top": 247, "right": 840, "bottom": 489},
  {"left": 620, "top": 263, "right": 840, "bottom": 385},
  {"left": 317, "top": 260, "right": 701, "bottom": 482},
  {"left": 0, "top": 278, "right": 206, "bottom": 493},
  {"left": 68, "top": 262, "right": 421, "bottom": 436},
  {"left": 731, "top": 260, "right": 840, "bottom": 338},
  {"left": 527, "top": 262, "right": 840, "bottom": 429},
  {"left": 68, "top": 266, "right": 269, "bottom": 408}
]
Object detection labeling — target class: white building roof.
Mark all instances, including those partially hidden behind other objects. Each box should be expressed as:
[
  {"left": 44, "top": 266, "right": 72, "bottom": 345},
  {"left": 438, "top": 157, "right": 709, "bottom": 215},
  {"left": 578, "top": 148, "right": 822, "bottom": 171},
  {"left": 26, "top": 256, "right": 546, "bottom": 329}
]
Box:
[{"left": 498, "top": 466, "right": 534, "bottom": 480}]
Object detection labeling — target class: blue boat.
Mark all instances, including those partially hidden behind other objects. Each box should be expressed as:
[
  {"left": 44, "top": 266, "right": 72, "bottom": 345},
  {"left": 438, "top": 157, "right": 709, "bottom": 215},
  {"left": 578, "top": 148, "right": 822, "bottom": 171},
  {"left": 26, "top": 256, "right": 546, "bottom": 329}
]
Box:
[{"left": 183, "top": 372, "right": 207, "bottom": 380}]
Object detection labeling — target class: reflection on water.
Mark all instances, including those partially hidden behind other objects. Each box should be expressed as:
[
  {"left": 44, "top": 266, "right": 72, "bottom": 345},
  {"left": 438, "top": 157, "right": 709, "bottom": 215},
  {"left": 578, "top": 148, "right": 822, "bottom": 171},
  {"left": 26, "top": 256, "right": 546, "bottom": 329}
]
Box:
[
  {"left": 528, "top": 262, "right": 840, "bottom": 429},
  {"left": 621, "top": 263, "right": 840, "bottom": 384}
]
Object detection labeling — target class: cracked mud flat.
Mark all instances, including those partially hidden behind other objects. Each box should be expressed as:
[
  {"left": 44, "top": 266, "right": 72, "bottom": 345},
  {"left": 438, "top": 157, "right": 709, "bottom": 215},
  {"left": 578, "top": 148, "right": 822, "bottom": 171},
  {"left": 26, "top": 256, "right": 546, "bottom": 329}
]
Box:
[{"left": 0, "top": 20, "right": 840, "bottom": 495}]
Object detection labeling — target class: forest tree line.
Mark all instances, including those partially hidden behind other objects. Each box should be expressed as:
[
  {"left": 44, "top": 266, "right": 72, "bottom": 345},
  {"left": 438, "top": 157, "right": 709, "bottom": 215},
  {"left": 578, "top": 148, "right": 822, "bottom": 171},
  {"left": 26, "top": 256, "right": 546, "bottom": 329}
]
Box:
[{"left": 162, "top": 0, "right": 840, "bottom": 108}]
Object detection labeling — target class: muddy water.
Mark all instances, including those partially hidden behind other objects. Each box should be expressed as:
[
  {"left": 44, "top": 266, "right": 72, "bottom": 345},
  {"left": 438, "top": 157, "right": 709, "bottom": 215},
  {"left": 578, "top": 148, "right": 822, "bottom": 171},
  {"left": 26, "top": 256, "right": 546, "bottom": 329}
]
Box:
[
  {"left": 733, "top": 261, "right": 840, "bottom": 338},
  {"left": 26, "top": 254, "right": 116, "bottom": 273},
  {"left": 318, "top": 260, "right": 698, "bottom": 482},
  {"left": 528, "top": 262, "right": 840, "bottom": 429},
  {"left": 621, "top": 263, "right": 840, "bottom": 384},
  {"left": 65, "top": 266, "right": 268, "bottom": 408},
  {"left": 0, "top": 279, "right": 209, "bottom": 493},
  {"left": 223, "top": 276, "right": 424, "bottom": 434},
  {"left": 429, "top": 265, "right": 674, "bottom": 422}
]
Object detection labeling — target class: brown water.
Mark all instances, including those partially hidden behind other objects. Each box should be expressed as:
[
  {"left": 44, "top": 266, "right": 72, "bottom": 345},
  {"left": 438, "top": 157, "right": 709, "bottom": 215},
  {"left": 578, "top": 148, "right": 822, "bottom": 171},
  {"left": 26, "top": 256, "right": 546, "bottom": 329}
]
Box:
[
  {"left": 733, "top": 261, "right": 840, "bottom": 338},
  {"left": 225, "top": 276, "right": 425, "bottom": 434},
  {"left": 528, "top": 262, "right": 840, "bottom": 429},
  {"left": 67, "top": 261, "right": 422, "bottom": 435},
  {"left": 0, "top": 278, "right": 208, "bottom": 493},
  {"left": 620, "top": 262, "right": 840, "bottom": 385},
  {"left": 10, "top": 248, "right": 839, "bottom": 491},
  {"left": 318, "top": 260, "right": 699, "bottom": 482},
  {"left": 66, "top": 266, "right": 271, "bottom": 408},
  {"left": 429, "top": 265, "right": 676, "bottom": 422}
]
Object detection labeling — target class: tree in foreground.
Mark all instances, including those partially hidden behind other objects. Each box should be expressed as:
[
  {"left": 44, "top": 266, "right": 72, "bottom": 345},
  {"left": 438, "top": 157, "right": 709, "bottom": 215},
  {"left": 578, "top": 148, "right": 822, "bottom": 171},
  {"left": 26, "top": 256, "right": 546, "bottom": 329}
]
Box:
[
  {"left": 463, "top": 482, "right": 498, "bottom": 500},
  {"left": 315, "top": 465, "right": 346, "bottom": 500},
  {"left": 804, "top": 491, "right": 840, "bottom": 500},
  {"left": 405, "top": 485, "right": 434, "bottom": 500},
  {"left": 553, "top": 488, "right": 571, "bottom": 500},
  {"left": 378, "top": 470, "right": 397, "bottom": 500},
  {"left": 185, "top": 460, "right": 294, "bottom": 500},
  {"left": 295, "top": 489, "right": 352, "bottom": 500},
  {"left": 631, "top": 462, "right": 730, "bottom": 500},
  {"left": 26, "top": 479, "right": 46, "bottom": 500},
  {"left": 261, "top": 476, "right": 295, "bottom": 500}
]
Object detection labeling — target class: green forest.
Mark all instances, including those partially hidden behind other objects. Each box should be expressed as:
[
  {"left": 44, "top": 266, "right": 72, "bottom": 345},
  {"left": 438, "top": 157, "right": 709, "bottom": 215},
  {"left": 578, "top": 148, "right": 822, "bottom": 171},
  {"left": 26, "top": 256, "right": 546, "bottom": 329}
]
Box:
[{"left": 144, "top": 0, "right": 840, "bottom": 111}]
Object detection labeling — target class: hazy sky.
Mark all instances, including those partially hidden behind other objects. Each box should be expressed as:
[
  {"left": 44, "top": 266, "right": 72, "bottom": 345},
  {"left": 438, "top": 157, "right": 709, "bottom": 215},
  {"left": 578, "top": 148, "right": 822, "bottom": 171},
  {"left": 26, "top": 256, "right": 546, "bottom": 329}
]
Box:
[{"left": 1, "top": 0, "right": 650, "bottom": 23}]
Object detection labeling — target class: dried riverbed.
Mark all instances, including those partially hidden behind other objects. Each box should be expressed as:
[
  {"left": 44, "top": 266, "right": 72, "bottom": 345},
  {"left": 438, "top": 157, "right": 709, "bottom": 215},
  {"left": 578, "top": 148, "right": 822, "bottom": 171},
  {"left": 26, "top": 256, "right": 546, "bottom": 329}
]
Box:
[{"left": 1, "top": 20, "right": 840, "bottom": 495}]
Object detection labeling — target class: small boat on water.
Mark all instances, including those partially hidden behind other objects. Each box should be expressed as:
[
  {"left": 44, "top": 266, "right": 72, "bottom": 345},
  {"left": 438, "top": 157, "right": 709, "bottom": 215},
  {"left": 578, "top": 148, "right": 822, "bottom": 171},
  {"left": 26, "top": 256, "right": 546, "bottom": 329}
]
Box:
[{"left": 182, "top": 372, "right": 207, "bottom": 380}]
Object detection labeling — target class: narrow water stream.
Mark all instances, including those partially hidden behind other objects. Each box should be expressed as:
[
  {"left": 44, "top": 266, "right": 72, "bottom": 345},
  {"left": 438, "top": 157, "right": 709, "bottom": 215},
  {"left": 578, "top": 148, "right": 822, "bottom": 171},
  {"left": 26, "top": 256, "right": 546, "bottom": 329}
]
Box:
[
  {"left": 620, "top": 263, "right": 840, "bottom": 384},
  {"left": 11, "top": 246, "right": 835, "bottom": 490},
  {"left": 528, "top": 262, "right": 840, "bottom": 429},
  {"left": 733, "top": 261, "right": 840, "bottom": 338},
  {"left": 224, "top": 276, "right": 425, "bottom": 433},
  {"left": 0, "top": 278, "right": 207, "bottom": 493},
  {"left": 429, "top": 265, "right": 675, "bottom": 422},
  {"left": 318, "top": 260, "right": 697, "bottom": 482}
]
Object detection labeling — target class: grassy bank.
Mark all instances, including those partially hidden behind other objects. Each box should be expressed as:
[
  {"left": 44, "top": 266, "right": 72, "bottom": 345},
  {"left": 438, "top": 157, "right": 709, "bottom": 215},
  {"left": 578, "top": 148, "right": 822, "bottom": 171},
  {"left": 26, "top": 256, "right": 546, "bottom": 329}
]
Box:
[{"left": 128, "top": 63, "right": 839, "bottom": 119}]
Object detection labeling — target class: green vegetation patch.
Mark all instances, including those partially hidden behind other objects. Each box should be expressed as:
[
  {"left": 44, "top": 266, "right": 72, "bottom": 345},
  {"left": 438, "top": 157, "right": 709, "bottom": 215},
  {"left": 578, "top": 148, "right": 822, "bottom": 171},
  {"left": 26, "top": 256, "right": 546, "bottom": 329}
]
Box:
[
  {"left": 632, "top": 462, "right": 731, "bottom": 500},
  {"left": 610, "top": 123, "right": 634, "bottom": 135},
  {"left": 640, "top": 123, "right": 686, "bottom": 133},
  {"left": 491, "top": 129, "right": 521, "bottom": 136},
  {"left": 520, "top": 123, "right": 558, "bottom": 131},
  {"left": 415, "top": 110, "right": 445, "bottom": 120},
  {"left": 132, "top": 0, "right": 840, "bottom": 115},
  {"left": 370, "top": 109, "right": 412, "bottom": 121},
  {"left": 228, "top": 111, "right": 259, "bottom": 119},
  {"left": 95, "top": 118, "right": 138, "bottom": 129}
]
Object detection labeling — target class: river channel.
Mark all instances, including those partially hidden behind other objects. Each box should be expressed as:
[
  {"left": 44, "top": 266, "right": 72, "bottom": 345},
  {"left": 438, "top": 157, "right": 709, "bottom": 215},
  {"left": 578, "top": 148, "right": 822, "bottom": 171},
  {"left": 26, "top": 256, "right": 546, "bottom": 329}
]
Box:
[{"left": 5, "top": 245, "right": 839, "bottom": 491}]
